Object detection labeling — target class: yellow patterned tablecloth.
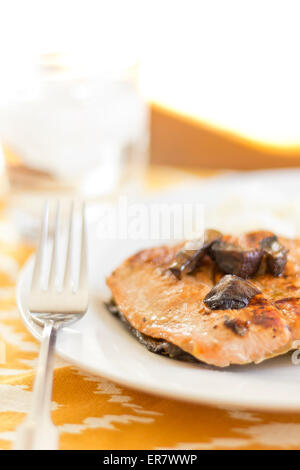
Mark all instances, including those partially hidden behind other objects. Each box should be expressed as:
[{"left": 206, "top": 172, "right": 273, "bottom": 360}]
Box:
[{"left": 1, "top": 171, "right": 300, "bottom": 450}]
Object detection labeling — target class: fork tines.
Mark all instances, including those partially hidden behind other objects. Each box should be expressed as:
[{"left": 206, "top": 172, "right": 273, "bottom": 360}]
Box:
[{"left": 29, "top": 201, "right": 88, "bottom": 314}]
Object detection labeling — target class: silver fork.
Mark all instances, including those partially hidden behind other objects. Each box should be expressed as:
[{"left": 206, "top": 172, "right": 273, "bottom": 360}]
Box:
[{"left": 14, "top": 201, "right": 89, "bottom": 450}]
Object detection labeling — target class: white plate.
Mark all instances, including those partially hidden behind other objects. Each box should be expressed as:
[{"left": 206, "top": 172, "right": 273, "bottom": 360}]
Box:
[{"left": 17, "top": 169, "right": 300, "bottom": 411}]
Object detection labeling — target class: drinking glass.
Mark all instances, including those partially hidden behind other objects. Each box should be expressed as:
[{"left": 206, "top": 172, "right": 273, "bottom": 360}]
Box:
[{"left": 0, "top": 55, "right": 149, "bottom": 236}]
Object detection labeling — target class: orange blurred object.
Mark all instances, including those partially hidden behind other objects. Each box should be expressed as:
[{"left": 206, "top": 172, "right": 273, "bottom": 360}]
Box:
[{"left": 150, "top": 104, "right": 300, "bottom": 170}]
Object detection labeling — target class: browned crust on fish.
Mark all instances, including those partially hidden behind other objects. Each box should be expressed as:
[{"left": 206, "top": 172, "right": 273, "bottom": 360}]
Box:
[{"left": 106, "top": 231, "right": 300, "bottom": 367}]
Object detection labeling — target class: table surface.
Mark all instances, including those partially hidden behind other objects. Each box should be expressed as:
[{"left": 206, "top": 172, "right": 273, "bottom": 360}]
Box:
[{"left": 1, "top": 166, "right": 300, "bottom": 450}]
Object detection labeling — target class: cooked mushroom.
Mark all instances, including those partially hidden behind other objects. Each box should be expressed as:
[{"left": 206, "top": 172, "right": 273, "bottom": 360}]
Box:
[
  {"left": 210, "top": 241, "right": 263, "bottom": 278},
  {"left": 169, "top": 229, "right": 222, "bottom": 279},
  {"left": 204, "top": 274, "right": 261, "bottom": 310},
  {"left": 260, "top": 236, "right": 287, "bottom": 277}
]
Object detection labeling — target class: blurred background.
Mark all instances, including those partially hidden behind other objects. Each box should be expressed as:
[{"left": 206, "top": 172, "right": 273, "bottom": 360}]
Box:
[{"left": 0, "top": 0, "right": 300, "bottom": 228}]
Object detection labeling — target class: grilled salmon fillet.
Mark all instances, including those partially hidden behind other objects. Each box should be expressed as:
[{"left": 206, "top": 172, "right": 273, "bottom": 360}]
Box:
[{"left": 106, "top": 231, "right": 300, "bottom": 367}]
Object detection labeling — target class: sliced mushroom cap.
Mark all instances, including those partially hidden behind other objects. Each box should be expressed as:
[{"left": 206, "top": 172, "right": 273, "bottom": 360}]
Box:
[
  {"left": 168, "top": 248, "right": 203, "bottom": 279},
  {"left": 169, "top": 229, "right": 222, "bottom": 279},
  {"left": 260, "top": 236, "right": 287, "bottom": 277},
  {"left": 204, "top": 274, "right": 261, "bottom": 310},
  {"left": 210, "top": 241, "right": 264, "bottom": 278}
]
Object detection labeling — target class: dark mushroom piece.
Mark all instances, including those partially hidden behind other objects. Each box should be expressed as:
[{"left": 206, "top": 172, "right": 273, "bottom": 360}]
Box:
[
  {"left": 260, "top": 236, "right": 287, "bottom": 277},
  {"left": 204, "top": 274, "right": 261, "bottom": 310},
  {"left": 210, "top": 241, "right": 264, "bottom": 278},
  {"left": 169, "top": 229, "right": 222, "bottom": 279}
]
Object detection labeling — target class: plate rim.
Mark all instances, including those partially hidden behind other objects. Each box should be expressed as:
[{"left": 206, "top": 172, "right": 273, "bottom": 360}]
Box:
[{"left": 16, "top": 255, "right": 300, "bottom": 412}]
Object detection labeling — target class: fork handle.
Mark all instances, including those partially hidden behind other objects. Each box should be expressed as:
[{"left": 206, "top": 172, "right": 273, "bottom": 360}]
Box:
[{"left": 14, "top": 320, "right": 59, "bottom": 450}]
